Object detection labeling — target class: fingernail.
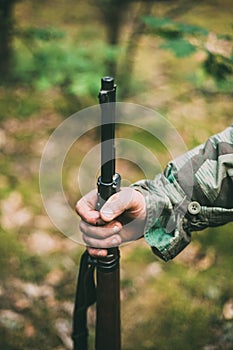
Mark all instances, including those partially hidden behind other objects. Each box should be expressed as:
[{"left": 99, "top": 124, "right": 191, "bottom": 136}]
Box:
[
  {"left": 96, "top": 218, "right": 103, "bottom": 226},
  {"left": 113, "top": 225, "right": 120, "bottom": 234},
  {"left": 97, "top": 250, "right": 105, "bottom": 256},
  {"left": 112, "top": 237, "right": 119, "bottom": 246},
  {"left": 101, "top": 207, "right": 113, "bottom": 219}
]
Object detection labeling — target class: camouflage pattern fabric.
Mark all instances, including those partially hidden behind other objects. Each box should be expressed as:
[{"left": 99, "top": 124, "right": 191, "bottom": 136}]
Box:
[{"left": 132, "top": 125, "right": 233, "bottom": 261}]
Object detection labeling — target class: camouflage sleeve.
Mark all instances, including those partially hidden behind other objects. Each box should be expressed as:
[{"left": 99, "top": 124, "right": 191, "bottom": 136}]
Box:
[{"left": 131, "top": 125, "right": 233, "bottom": 261}]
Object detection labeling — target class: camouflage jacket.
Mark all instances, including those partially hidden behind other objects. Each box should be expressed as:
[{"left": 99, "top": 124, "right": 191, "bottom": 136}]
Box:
[{"left": 132, "top": 125, "right": 233, "bottom": 261}]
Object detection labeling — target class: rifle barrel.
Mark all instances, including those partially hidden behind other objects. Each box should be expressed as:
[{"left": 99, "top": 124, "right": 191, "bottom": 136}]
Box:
[{"left": 99, "top": 76, "right": 116, "bottom": 184}]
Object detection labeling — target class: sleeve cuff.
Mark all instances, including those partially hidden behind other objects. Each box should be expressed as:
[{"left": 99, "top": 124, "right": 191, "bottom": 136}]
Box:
[{"left": 131, "top": 175, "right": 191, "bottom": 261}]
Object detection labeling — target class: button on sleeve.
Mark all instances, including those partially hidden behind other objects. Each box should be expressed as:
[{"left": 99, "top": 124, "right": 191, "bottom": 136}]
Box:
[{"left": 188, "top": 201, "right": 201, "bottom": 215}]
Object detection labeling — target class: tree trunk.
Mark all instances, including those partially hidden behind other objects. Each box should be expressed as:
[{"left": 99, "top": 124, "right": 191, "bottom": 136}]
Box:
[
  {"left": 118, "top": 2, "right": 152, "bottom": 96},
  {"left": 94, "top": 0, "right": 132, "bottom": 77},
  {"left": 0, "top": 0, "right": 16, "bottom": 82}
]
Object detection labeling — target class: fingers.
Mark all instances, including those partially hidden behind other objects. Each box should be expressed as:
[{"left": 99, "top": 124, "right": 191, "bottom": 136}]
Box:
[
  {"left": 80, "top": 220, "right": 122, "bottom": 248},
  {"left": 83, "top": 233, "right": 122, "bottom": 249},
  {"left": 75, "top": 189, "right": 126, "bottom": 224},
  {"left": 75, "top": 189, "right": 100, "bottom": 225},
  {"left": 87, "top": 247, "right": 108, "bottom": 258},
  {"left": 76, "top": 187, "right": 146, "bottom": 253},
  {"left": 80, "top": 220, "right": 121, "bottom": 239},
  {"left": 76, "top": 187, "right": 146, "bottom": 225},
  {"left": 80, "top": 216, "right": 144, "bottom": 250}
]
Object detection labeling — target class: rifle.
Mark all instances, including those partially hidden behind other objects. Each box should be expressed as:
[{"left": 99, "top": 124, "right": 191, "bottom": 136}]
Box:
[{"left": 72, "top": 77, "right": 121, "bottom": 350}]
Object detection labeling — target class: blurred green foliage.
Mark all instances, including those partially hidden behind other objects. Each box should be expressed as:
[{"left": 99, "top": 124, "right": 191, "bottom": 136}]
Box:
[
  {"left": 142, "top": 16, "right": 209, "bottom": 39},
  {"left": 143, "top": 15, "right": 233, "bottom": 93},
  {"left": 0, "top": 230, "right": 48, "bottom": 282},
  {"left": 14, "top": 28, "right": 110, "bottom": 97}
]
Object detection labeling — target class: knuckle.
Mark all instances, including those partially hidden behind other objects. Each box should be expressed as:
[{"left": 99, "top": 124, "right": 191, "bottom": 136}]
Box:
[
  {"left": 75, "top": 199, "right": 83, "bottom": 215},
  {"left": 82, "top": 233, "right": 88, "bottom": 244},
  {"left": 75, "top": 200, "right": 80, "bottom": 212},
  {"left": 79, "top": 220, "right": 85, "bottom": 233}
]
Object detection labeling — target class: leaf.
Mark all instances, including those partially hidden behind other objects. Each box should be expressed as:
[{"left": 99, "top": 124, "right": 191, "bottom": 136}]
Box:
[
  {"left": 142, "top": 16, "right": 174, "bottom": 29},
  {"left": 217, "top": 33, "right": 232, "bottom": 41},
  {"left": 203, "top": 52, "right": 233, "bottom": 80},
  {"left": 142, "top": 16, "right": 181, "bottom": 39},
  {"left": 160, "top": 38, "right": 197, "bottom": 57},
  {"left": 142, "top": 16, "right": 208, "bottom": 37},
  {"left": 176, "top": 23, "right": 208, "bottom": 36},
  {"left": 21, "top": 27, "right": 65, "bottom": 41}
]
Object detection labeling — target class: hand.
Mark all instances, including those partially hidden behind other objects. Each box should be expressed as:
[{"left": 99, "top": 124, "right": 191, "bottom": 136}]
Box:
[{"left": 75, "top": 187, "right": 147, "bottom": 257}]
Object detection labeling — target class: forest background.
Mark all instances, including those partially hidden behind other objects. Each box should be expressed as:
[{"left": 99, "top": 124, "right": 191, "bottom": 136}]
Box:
[{"left": 0, "top": 0, "right": 232, "bottom": 349}]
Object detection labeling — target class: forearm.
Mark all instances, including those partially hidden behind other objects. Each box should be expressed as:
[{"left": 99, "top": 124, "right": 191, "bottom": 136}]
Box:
[{"left": 132, "top": 125, "right": 233, "bottom": 261}]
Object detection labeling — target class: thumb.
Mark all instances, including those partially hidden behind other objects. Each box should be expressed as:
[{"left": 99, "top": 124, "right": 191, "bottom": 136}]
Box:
[{"left": 100, "top": 188, "right": 134, "bottom": 222}]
